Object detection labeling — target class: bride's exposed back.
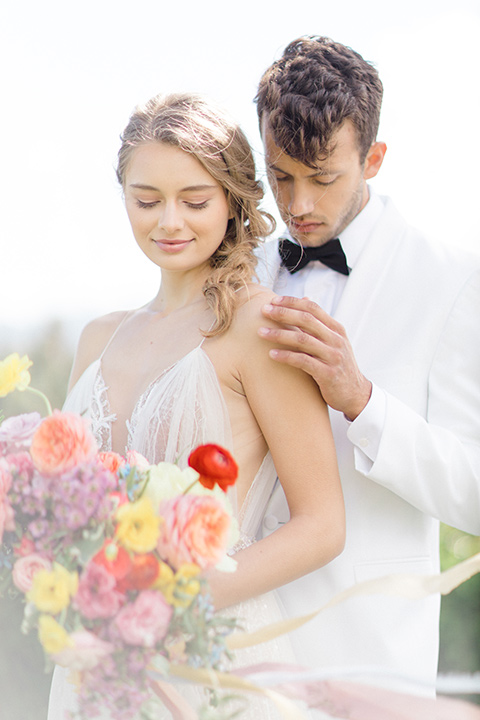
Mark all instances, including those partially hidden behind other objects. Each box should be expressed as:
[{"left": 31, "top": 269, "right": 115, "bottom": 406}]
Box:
[{"left": 49, "top": 93, "right": 345, "bottom": 719}]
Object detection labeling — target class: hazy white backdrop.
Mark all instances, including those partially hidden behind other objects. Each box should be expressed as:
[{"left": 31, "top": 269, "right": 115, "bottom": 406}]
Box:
[{"left": 2, "top": 0, "right": 479, "bottom": 347}]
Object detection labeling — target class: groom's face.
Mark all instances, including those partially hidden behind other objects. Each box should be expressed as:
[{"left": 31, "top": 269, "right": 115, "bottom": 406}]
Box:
[{"left": 261, "top": 116, "right": 369, "bottom": 247}]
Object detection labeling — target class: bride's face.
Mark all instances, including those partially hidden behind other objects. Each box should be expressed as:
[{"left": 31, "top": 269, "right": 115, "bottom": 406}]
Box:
[{"left": 124, "top": 142, "right": 230, "bottom": 274}]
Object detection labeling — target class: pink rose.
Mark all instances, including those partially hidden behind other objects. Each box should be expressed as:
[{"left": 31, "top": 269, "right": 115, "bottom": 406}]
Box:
[
  {"left": 75, "top": 560, "right": 124, "bottom": 619},
  {"left": 30, "top": 411, "right": 98, "bottom": 476},
  {"left": 52, "top": 630, "right": 114, "bottom": 671},
  {"left": 113, "top": 590, "right": 172, "bottom": 647},
  {"left": 12, "top": 554, "right": 52, "bottom": 592},
  {"left": 157, "top": 494, "right": 231, "bottom": 570}
]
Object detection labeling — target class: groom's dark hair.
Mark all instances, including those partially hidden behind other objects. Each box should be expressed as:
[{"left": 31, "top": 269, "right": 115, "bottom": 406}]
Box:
[{"left": 255, "top": 36, "right": 383, "bottom": 166}]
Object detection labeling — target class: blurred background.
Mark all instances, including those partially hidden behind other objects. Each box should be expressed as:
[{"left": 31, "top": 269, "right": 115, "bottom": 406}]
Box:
[{"left": 1, "top": 0, "right": 480, "bottom": 717}]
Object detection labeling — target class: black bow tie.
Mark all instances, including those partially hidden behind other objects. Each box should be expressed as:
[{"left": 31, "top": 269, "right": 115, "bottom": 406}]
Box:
[{"left": 278, "top": 237, "right": 350, "bottom": 276}]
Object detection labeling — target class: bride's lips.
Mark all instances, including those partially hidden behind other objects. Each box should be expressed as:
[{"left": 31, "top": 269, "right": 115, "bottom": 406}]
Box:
[{"left": 152, "top": 238, "right": 193, "bottom": 252}]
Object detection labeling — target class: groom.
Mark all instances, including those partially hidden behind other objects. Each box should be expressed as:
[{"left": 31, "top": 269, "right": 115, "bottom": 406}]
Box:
[{"left": 254, "top": 35, "right": 480, "bottom": 694}]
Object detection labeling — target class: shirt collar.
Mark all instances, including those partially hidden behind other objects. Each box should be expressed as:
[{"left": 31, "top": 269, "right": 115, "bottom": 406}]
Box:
[{"left": 338, "top": 187, "right": 383, "bottom": 270}]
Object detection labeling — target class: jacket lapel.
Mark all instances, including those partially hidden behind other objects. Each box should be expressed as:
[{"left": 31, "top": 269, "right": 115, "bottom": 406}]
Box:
[{"left": 334, "top": 198, "right": 408, "bottom": 347}]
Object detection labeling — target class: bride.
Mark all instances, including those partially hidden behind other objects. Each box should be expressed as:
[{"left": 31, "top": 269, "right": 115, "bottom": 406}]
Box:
[{"left": 48, "top": 93, "right": 345, "bottom": 719}]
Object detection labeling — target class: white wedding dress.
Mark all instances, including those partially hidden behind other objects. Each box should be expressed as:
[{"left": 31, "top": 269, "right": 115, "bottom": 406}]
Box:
[{"left": 47, "top": 325, "right": 301, "bottom": 720}]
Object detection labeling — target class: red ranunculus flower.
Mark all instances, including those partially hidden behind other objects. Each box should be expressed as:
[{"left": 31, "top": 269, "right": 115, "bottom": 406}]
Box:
[
  {"left": 93, "top": 540, "right": 132, "bottom": 584},
  {"left": 188, "top": 444, "right": 238, "bottom": 492},
  {"left": 117, "top": 553, "right": 160, "bottom": 592}
]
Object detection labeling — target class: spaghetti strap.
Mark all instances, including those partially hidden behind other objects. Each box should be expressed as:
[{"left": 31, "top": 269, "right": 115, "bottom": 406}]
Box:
[{"left": 99, "top": 310, "right": 134, "bottom": 359}]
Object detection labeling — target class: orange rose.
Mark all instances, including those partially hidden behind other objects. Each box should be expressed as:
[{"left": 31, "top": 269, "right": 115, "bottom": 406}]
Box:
[
  {"left": 30, "top": 411, "right": 98, "bottom": 475},
  {"left": 157, "top": 494, "right": 231, "bottom": 570},
  {"left": 188, "top": 444, "right": 238, "bottom": 492}
]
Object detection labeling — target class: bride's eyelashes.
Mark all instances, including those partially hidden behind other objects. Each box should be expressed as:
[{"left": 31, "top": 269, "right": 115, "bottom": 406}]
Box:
[{"left": 134, "top": 199, "right": 210, "bottom": 210}]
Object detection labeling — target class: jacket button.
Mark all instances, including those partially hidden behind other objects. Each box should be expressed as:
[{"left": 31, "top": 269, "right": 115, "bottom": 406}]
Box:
[{"left": 264, "top": 514, "right": 278, "bottom": 531}]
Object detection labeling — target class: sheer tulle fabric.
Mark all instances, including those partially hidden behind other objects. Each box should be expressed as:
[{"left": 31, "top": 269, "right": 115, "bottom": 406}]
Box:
[{"left": 49, "top": 346, "right": 297, "bottom": 720}]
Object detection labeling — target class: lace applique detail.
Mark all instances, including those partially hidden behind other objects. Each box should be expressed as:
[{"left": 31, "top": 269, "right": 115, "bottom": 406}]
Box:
[
  {"left": 89, "top": 367, "right": 116, "bottom": 452},
  {"left": 228, "top": 534, "right": 256, "bottom": 555}
]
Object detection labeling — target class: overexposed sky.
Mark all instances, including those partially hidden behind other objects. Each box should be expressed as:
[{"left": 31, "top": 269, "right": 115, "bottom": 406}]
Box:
[{"left": 2, "top": 0, "right": 479, "bottom": 342}]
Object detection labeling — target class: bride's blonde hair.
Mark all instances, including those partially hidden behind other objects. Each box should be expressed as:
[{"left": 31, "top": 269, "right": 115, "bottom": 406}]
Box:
[{"left": 117, "top": 93, "right": 275, "bottom": 336}]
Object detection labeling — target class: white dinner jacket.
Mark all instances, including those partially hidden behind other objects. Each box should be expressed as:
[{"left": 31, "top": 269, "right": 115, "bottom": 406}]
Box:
[{"left": 255, "top": 195, "right": 480, "bottom": 692}]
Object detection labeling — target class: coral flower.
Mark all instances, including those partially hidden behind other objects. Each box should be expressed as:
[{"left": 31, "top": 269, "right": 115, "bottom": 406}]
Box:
[
  {"left": 115, "top": 497, "right": 161, "bottom": 553},
  {"left": 188, "top": 444, "right": 238, "bottom": 492},
  {"left": 30, "top": 410, "right": 98, "bottom": 476},
  {"left": 0, "top": 353, "right": 33, "bottom": 397},
  {"left": 97, "top": 451, "right": 126, "bottom": 473},
  {"left": 93, "top": 540, "right": 132, "bottom": 582},
  {"left": 27, "top": 563, "right": 78, "bottom": 614},
  {"left": 117, "top": 553, "right": 160, "bottom": 592},
  {"left": 158, "top": 494, "right": 231, "bottom": 570},
  {"left": 38, "top": 615, "right": 73, "bottom": 655}
]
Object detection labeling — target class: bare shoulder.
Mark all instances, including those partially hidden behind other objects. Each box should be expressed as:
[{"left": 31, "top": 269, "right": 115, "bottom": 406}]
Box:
[
  {"left": 69, "top": 310, "right": 129, "bottom": 389},
  {"left": 78, "top": 311, "right": 128, "bottom": 357},
  {"left": 233, "top": 284, "right": 278, "bottom": 333}
]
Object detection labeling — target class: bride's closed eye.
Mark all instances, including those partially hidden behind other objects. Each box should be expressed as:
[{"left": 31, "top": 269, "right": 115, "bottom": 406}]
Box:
[
  {"left": 135, "top": 199, "right": 159, "bottom": 209},
  {"left": 185, "top": 201, "right": 209, "bottom": 210}
]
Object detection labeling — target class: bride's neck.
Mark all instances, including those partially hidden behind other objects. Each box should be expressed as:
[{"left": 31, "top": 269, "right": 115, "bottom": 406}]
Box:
[{"left": 149, "top": 267, "right": 208, "bottom": 315}]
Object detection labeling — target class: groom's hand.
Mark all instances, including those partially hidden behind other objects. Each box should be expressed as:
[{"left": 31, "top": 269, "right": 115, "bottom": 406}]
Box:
[{"left": 259, "top": 295, "right": 372, "bottom": 421}]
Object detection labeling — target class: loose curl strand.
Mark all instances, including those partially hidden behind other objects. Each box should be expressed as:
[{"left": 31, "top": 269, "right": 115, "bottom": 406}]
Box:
[{"left": 117, "top": 93, "right": 275, "bottom": 336}]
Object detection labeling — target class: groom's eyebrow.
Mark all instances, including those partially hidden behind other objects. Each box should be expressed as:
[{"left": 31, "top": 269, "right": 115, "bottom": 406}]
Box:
[{"left": 267, "top": 163, "right": 334, "bottom": 178}]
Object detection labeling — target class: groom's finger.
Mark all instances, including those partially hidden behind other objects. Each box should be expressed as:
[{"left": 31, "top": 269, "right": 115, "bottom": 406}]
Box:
[{"left": 261, "top": 295, "right": 343, "bottom": 337}]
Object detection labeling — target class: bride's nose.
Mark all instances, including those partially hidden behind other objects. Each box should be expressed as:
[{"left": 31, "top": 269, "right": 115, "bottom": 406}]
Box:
[{"left": 157, "top": 202, "right": 184, "bottom": 234}]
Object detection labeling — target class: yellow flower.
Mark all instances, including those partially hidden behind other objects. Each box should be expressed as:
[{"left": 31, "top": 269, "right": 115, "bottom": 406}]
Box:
[
  {"left": 27, "top": 563, "right": 78, "bottom": 614},
  {"left": 38, "top": 615, "right": 73, "bottom": 655},
  {"left": 0, "top": 353, "right": 33, "bottom": 397},
  {"left": 160, "top": 563, "right": 201, "bottom": 608},
  {"left": 154, "top": 560, "right": 175, "bottom": 591},
  {"left": 115, "top": 496, "right": 161, "bottom": 553}
]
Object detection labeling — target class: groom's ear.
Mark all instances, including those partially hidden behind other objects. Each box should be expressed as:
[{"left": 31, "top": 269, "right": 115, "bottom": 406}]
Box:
[{"left": 363, "top": 142, "right": 387, "bottom": 180}]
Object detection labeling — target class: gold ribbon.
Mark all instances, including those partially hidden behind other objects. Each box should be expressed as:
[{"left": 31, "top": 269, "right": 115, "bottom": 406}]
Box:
[
  {"left": 227, "top": 551, "right": 480, "bottom": 650},
  {"left": 152, "top": 552, "right": 480, "bottom": 719}
]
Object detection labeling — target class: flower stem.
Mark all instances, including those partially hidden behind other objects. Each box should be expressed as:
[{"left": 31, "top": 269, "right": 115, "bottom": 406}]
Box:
[
  {"left": 183, "top": 478, "right": 200, "bottom": 495},
  {"left": 26, "top": 387, "right": 53, "bottom": 416}
]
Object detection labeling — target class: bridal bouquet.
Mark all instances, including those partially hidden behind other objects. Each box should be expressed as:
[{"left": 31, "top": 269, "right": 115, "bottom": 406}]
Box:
[{"left": 0, "top": 353, "right": 239, "bottom": 720}]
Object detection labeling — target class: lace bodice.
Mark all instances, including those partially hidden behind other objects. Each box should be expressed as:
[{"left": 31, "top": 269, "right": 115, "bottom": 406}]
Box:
[{"left": 63, "top": 346, "right": 277, "bottom": 540}]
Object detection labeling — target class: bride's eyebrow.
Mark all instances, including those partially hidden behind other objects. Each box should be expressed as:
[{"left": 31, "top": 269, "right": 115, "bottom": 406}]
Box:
[{"left": 129, "top": 183, "right": 218, "bottom": 192}]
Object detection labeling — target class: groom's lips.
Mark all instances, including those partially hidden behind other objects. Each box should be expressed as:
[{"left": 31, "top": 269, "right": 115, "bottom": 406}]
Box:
[{"left": 290, "top": 220, "right": 323, "bottom": 234}]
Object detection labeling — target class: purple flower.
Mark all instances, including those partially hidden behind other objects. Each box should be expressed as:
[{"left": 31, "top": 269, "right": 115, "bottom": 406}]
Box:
[{"left": 49, "top": 463, "right": 117, "bottom": 531}]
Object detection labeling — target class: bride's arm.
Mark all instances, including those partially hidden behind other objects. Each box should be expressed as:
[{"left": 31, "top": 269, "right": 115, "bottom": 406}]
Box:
[{"left": 207, "top": 292, "right": 345, "bottom": 610}]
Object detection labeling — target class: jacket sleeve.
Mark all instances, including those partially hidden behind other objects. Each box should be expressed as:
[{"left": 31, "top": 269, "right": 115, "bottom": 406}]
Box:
[{"left": 347, "top": 270, "right": 480, "bottom": 535}]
